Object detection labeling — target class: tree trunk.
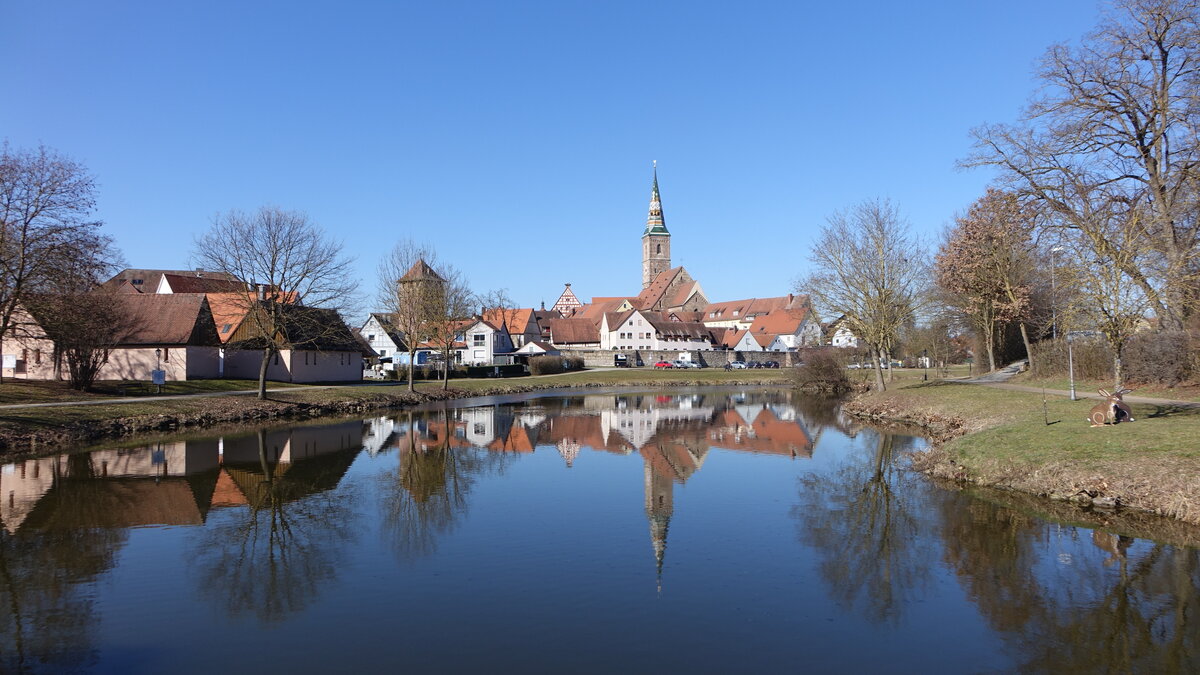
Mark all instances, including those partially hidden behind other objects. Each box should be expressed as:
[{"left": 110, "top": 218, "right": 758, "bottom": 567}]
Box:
[
  {"left": 871, "top": 344, "right": 887, "bottom": 392},
  {"left": 442, "top": 355, "right": 450, "bottom": 390},
  {"left": 407, "top": 348, "right": 416, "bottom": 392},
  {"left": 1113, "top": 349, "right": 1124, "bottom": 392},
  {"left": 985, "top": 328, "right": 996, "bottom": 372},
  {"left": 257, "top": 346, "right": 271, "bottom": 400},
  {"left": 1017, "top": 321, "right": 1033, "bottom": 372}
]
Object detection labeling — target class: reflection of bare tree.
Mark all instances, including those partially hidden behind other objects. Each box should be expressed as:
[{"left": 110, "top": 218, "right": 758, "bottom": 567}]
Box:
[
  {"left": 937, "top": 495, "right": 1200, "bottom": 672},
  {"left": 0, "top": 454, "right": 126, "bottom": 673},
  {"left": 188, "top": 429, "right": 359, "bottom": 623},
  {"left": 380, "top": 410, "right": 512, "bottom": 562},
  {"left": 793, "top": 430, "right": 932, "bottom": 623}
]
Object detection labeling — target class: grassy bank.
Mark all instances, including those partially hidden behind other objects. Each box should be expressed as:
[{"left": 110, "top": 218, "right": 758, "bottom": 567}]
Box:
[
  {"left": 844, "top": 380, "right": 1200, "bottom": 524},
  {"left": 0, "top": 369, "right": 793, "bottom": 459}
]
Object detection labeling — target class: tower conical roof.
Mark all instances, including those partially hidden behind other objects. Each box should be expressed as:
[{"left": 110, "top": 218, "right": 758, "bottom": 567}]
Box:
[
  {"left": 644, "top": 163, "right": 668, "bottom": 236},
  {"left": 400, "top": 258, "right": 445, "bottom": 283}
]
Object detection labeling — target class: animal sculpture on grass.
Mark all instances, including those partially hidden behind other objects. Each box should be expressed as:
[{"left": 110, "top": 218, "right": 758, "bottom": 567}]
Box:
[{"left": 1088, "top": 388, "right": 1134, "bottom": 427}]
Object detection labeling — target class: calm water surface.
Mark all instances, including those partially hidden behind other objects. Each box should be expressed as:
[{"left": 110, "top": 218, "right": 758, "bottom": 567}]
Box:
[{"left": 1, "top": 388, "right": 1197, "bottom": 673}]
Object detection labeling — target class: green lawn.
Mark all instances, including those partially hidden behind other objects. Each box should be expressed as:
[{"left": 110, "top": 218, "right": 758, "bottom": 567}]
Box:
[
  {"left": 1011, "top": 373, "right": 1200, "bottom": 403},
  {"left": 0, "top": 378, "right": 309, "bottom": 405}
]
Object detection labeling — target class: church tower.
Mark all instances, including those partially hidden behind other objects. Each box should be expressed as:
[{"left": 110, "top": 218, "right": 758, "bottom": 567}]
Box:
[{"left": 642, "top": 163, "right": 671, "bottom": 289}]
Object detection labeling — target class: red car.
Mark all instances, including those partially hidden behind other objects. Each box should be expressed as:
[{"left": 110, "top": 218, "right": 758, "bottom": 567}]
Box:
[{"left": 654, "top": 361, "right": 674, "bottom": 369}]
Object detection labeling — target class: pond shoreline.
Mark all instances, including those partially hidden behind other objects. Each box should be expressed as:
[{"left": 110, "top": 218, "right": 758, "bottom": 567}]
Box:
[
  {"left": 841, "top": 391, "right": 1200, "bottom": 526},
  {"left": 0, "top": 377, "right": 783, "bottom": 461}
]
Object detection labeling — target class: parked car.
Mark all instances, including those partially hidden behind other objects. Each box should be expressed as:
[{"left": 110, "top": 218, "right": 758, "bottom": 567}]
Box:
[
  {"left": 764, "top": 360, "right": 780, "bottom": 369},
  {"left": 654, "top": 361, "right": 674, "bottom": 369},
  {"left": 727, "top": 361, "right": 748, "bottom": 369},
  {"left": 673, "top": 360, "right": 701, "bottom": 369},
  {"left": 846, "top": 363, "right": 861, "bottom": 369}
]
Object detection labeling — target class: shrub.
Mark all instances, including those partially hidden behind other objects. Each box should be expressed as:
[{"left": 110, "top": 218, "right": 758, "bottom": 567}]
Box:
[
  {"left": 1028, "top": 337, "right": 1113, "bottom": 380},
  {"left": 529, "top": 355, "right": 565, "bottom": 376},
  {"left": 1123, "top": 331, "right": 1193, "bottom": 386},
  {"left": 564, "top": 356, "right": 584, "bottom": 371},
  {"left": 791, "top": 350, "right": 851, "bottom": 392}
]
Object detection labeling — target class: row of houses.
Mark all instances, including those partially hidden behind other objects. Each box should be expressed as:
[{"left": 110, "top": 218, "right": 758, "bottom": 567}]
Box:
[
  {"left": 361, "top": 277, "right": 841, "bottom": 371},
  {"left": 2, "top": 268, "right": 365, "bottom": 383}
]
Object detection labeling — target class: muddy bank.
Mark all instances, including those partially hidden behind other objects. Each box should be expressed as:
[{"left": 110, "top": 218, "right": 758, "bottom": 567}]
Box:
[{"left": 842, "top": 395, "right": 1200, "bottom": 526}]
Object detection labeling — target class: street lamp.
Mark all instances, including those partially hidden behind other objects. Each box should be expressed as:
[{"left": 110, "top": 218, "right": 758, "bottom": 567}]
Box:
[
  {"left": 1067, "top": 332, "right": 1077, "bottom": 401},
  {"left": 922, "top": 349, "right": 928, "bottom": 381},
  {"left": 154, "top": 348, "right": 163, "bottom": 393},
  {"left": 1050, "top": 246, "right": 1064, "bottom": 340}
]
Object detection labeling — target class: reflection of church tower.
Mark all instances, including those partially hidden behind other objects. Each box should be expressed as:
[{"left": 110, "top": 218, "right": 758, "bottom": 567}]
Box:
[
  {"left": 641, "top": 163, "right": 671, "bottom": 289},
  {"left": 644, "top": 458, "right": 673, "bottom": 588}
]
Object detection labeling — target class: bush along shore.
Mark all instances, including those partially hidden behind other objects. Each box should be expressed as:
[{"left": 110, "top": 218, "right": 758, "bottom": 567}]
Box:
[
  {"left": 0, "top": 374, "right": 791, "bottom": 461},
  {"left": 842, "top": 380, "right": 1200, "bottom": 526}
]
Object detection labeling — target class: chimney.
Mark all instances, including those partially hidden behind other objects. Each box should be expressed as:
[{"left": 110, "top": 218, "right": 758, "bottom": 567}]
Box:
[
  {"left": 195, "top": 268, "right": 204, "bottom": 277},
  {"left": 257, "top": 284, "right": 266, "bottom": 301}
]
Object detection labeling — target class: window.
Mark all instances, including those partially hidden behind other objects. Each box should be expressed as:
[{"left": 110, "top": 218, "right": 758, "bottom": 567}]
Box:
[
  {"left": 163, "top": 348, "right": 169, "bottom": 363},
  {"left": 656, "top": 244, "right": 661, "bottom": 254},
  {"left": 33, "top": 350, "right": 41, "bottom": 365},
  {"left": 367, "top": 334, "right": 375, "bottom": 342},
  {"left": 379, "top": 349, "right": 386, "bottom": 357},
  {"left": 221, "top": 324, "right": 232, "bottom": 334},
  {"left": 131, "top": 279, "right": 143, "bottom": 286},
  {"left": 274, "top": 352, "right": 280, "bottom": 365},
  {"left": 473, "top": 334, "right": 485, "bottom": 346}
]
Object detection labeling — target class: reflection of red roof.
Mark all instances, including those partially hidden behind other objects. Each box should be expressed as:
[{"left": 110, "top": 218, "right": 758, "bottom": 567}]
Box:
[
  {"left": 489, "top": 425, "right": 535, "bottom": 453},
  {"left": 211, "top": 468, "right": 249, "bottom": 507}
]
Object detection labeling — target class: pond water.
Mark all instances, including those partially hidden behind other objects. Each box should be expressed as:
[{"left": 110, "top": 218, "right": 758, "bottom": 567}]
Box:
[{"left": 1, "top": 388, "right": 1197, "bottom": 673}]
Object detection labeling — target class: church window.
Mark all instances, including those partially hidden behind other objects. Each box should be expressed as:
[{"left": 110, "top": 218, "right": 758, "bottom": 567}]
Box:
[{"left": 656, "top": 244, "right": 661, "bottom": 254}]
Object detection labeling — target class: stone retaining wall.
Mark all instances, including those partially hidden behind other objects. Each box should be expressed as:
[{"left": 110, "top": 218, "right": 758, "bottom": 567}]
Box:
[{"left": 558, "top": 349, "right": 797, "bottom": 369}]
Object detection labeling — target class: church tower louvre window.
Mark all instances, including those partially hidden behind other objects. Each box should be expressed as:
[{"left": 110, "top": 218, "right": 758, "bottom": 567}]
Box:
[{"left": 642, "top": 161, "right": 671, "bottom": 289}]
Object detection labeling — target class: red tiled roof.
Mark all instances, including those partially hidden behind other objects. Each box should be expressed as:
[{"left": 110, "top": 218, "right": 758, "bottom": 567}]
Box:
[
  {"left": 748, "top": 308, "right": 810, "bottom": 336},
  {"left": 549, "top": 318, "right": 600, "bottom": 344},
  {"left": 115, "top": 294, "right": 219, "bottom": 345}
]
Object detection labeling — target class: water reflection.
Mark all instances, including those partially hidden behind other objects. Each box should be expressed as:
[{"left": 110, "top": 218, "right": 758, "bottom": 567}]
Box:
[
  {"left": 186, "top": 422, "right": 363, "bottom": 622},
  {"left": 938, "top": 496, "right": 1200, "bottom": 672},
  {"left": 374, "top": 410, "right": 515, "bottom": 561},
  {"left": 0, "top": 389, "right": 1197, "bottom": 672}
]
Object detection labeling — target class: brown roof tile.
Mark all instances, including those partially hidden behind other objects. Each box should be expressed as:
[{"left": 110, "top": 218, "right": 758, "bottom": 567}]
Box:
[
  {"left": 549, "top": 318, "right": 600, "bottom": 344},
  {"left": 115, "top": 294, "right": 220, "bottom": 346}
]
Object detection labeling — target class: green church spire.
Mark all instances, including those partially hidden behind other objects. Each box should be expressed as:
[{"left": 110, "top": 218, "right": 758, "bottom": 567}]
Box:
[{"left": 644, "top": 161, "right": 668, "bottom": 235}]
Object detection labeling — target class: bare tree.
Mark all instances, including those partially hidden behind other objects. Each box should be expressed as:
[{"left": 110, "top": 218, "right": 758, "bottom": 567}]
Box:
[
  {"left": 378, "top": 240, "right": 445, "bottom": 392},
  {"left": 25, "top": 234, "right": 127, "bottom": 390},
  {"left": 426, "top": 265, "right": 475, "bottom": 389},
  {"left": 1059, "top": 207, "right": 1153, "bottom": 389},
  {"left": 479, "top": 288, "right": 520, "bottom": 342},
  {"left": 193, "top": 207, "right": 356, "bottom": 399},
  {"left": 965, "top": 0, "right": 1200, "bottom": 331},
  {"left": 0, "top": 144, "right": 109, "bottom": 383},
  {"left": 797, "top": 199, "right": 928, "bottom": 392}
]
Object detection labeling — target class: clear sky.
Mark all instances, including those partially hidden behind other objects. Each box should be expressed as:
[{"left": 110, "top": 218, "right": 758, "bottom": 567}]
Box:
[{"left": 3, "top": 1, "right": 1101, "bottom": 314}]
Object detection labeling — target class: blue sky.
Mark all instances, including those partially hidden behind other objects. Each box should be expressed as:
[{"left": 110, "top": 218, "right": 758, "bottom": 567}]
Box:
[{"left": 3, "top": 1, "right": 1101, "bottom": 313}]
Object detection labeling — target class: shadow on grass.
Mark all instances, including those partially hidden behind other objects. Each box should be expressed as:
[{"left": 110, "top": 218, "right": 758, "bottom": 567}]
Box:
[{"left": 1143, "top": 404, "right": 1200, "bottom": 419}]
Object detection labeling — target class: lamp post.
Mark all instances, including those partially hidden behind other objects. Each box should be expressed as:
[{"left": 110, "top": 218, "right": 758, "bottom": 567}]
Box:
[
  {"left": 1050, "top": 246, "right": 1064, "bottom": 340},
  {"left": 1066, "top": 333, "right": 1077, "bottom": 401},
  {"left": 154, "top": 348, "right": 162, "bottom": 393},
  {"left": 922, "top": 348, "right": 928, "bottom": 381}
]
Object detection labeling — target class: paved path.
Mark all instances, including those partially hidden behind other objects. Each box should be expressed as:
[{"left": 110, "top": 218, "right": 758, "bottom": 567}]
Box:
[{"left": 957, "top": 361, "right": 1197, "bottom": 408}]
